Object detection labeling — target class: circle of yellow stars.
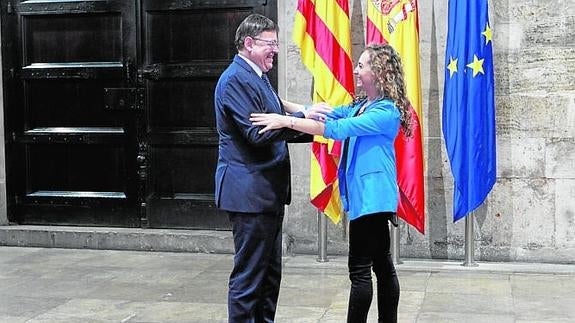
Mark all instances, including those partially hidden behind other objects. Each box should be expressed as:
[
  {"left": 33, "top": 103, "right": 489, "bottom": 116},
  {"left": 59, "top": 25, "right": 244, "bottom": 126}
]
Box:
[{"left": 447, "top": 23, "right": 492, "bottom": 78}]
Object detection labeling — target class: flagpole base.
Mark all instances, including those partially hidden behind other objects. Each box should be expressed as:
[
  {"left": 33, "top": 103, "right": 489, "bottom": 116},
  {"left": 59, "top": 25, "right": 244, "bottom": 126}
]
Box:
[
  {"left": 461, "top": 213, "right": 478, "bottom": 267},
  {"left": 390, "top": 225, "right": 403, "bottom": 265},
  {"left": 317, "top": 210, "right": 329, "bottom": 263}
]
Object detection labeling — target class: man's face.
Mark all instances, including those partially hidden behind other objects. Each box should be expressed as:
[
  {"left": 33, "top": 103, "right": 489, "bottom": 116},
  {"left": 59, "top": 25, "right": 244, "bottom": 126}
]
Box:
[{"left": 246, "top": 31, "right": 279, "bottom": 73}]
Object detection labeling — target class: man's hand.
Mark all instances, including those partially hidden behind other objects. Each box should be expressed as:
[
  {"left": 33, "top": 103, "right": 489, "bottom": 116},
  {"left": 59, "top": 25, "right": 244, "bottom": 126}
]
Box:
[{"left": 303, "top": 102, "right": 332, "bottom": 121}]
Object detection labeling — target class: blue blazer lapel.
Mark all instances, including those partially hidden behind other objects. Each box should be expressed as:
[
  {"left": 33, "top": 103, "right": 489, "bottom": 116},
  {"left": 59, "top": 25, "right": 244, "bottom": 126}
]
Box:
[{"left": 345, "top": 100, "right": 368, "bottom": 174}]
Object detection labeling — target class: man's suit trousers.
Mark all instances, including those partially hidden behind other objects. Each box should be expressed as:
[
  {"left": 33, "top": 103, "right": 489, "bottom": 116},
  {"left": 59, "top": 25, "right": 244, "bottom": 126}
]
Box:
[{"left": 227, "top": 210, "right": 284, "bottom": 323}]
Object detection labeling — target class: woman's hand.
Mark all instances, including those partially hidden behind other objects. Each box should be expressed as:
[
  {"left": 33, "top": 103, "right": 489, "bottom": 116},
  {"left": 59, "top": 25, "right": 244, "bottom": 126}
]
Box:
[
  {"left": 303, "top": 103, "right": 332, "bottom": 121},
  {"left": 250, "top": 113, "right": 289, "bottom": 134}
]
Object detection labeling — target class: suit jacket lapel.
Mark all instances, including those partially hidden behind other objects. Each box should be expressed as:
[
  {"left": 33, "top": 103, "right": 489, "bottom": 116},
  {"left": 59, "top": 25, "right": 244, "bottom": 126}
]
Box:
[{"left": 233, "top": 55, "right": 282, "bottom": 113}]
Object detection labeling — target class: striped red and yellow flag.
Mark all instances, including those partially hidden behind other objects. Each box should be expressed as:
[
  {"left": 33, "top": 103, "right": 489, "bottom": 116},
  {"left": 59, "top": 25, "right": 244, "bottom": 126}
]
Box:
[
  {"left": 366, "top": 0, "right": 425, "bottom": 233},
  {"left": 293, "top": 0, "right": 355, "bottom": 223}
]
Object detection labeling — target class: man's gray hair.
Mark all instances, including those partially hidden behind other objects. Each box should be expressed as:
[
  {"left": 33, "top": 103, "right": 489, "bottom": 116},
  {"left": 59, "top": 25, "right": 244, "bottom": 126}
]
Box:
[{"left": 235, "top": 14, "right": 279, "bottom": 50}]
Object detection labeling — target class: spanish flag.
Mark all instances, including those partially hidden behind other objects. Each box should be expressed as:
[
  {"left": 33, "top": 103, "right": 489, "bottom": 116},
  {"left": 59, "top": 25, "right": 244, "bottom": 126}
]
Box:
[
  {"left": 293, "top": 0, "right": 355, "bottom": 223},
  {"left": 366, "top": 0, "right": 425, "bottom": 233}
]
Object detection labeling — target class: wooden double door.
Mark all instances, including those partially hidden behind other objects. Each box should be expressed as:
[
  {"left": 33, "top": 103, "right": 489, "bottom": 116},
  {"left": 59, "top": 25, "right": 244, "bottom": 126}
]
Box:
[{"left": 1, "top": 0, "right": 277, "bottom": 229}]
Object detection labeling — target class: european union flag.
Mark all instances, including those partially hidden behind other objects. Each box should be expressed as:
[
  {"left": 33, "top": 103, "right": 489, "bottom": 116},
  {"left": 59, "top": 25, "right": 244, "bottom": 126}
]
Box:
[{"left": 442, "top": 0, "right": 496, "bottom": 222}]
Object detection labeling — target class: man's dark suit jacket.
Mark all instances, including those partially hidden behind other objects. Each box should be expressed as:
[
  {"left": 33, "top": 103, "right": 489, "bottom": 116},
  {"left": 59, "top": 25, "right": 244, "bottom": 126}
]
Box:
[{"left": 214, "top": 55, "right": 303, "bottom": 213}]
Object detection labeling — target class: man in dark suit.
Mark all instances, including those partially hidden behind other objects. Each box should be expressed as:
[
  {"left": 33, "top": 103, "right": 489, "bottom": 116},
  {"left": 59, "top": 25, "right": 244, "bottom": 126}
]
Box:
[{"left": 214, "top": 14, "right": 310, "bottom": 322}]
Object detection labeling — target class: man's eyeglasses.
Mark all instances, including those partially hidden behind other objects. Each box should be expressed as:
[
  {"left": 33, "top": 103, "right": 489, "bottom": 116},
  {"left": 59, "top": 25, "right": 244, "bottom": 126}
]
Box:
[{"left": 252, "top": 37, "right": 280, "bottom": 48}]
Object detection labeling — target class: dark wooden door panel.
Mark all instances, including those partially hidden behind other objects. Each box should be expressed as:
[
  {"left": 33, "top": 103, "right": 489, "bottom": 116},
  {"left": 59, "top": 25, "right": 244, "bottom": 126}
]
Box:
[
  {"left": 4, "top": 0, "right": 139, "bottom": 226},
  {"left": 148, "top": 80, "right": 216, "bottom": 129},
  {"left": 22, "top": 13, "right": 122, "bottom": 64},
  {"left": 25, "top": 80, "right": 125, "bottom": 128}
]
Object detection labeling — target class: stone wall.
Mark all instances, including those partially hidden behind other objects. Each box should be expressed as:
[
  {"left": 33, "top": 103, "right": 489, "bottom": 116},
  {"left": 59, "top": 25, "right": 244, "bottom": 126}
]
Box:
[{"left": 278, "top": 0, "right": 575, "bottom": 263}]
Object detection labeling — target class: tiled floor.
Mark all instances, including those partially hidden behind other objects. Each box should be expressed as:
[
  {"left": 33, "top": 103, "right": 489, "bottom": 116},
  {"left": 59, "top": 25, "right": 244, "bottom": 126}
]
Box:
[{"left": 0, "top": 246, "right": 574, "bottom": 322}]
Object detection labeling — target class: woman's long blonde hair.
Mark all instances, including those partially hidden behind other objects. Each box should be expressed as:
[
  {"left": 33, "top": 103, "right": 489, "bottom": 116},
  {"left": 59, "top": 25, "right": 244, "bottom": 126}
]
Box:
[{"left": 356, "top": 43, "right": 412, "bottom": 137}]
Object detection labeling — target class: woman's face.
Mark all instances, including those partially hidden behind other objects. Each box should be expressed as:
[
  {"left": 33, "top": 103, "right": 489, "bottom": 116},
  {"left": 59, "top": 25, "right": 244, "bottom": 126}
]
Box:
[{"left": 353, "top": 50, "right": 376, "bottom": 95}]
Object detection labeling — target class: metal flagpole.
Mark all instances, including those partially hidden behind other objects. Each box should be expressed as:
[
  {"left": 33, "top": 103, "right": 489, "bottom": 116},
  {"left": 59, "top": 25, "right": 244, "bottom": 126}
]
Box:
[
  {"left": 462, "top": 211, "right": 478, "bottom": 267},
  {"left": 317, "top": 210, "right": 328, "bottom": 262},
  {"left": 390, "top": 224, "right": 402, "bottom": 264}
]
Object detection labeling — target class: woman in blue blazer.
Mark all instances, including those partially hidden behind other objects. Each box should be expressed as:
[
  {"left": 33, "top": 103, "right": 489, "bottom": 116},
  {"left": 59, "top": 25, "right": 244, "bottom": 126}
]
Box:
[{"left": 251, "top": 44, "right": 412, "bottom": 323}]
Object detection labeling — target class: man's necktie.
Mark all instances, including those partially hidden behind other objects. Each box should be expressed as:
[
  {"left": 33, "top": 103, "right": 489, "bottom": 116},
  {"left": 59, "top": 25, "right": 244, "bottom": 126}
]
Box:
[{"left": 261, "top": 73, "right": 281, "bottom": 109}]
